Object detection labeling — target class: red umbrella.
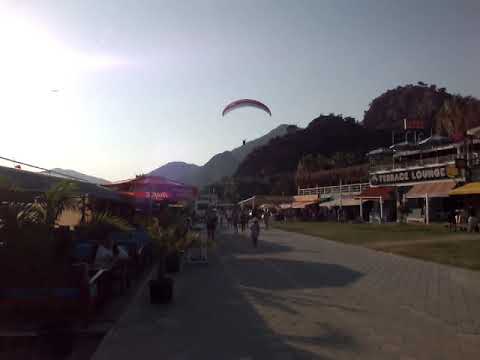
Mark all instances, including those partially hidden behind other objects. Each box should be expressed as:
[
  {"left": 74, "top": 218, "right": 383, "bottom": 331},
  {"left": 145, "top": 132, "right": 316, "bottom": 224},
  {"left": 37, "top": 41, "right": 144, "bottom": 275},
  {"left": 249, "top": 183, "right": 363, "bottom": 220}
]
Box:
[{"left": 105, "top": 175, "right": 198, "bottom": 203}]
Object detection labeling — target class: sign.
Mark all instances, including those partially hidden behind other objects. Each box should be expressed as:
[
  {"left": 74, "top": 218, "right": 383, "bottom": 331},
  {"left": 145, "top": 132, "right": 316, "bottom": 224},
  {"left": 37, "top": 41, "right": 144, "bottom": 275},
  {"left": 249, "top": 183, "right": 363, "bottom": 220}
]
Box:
[
  {"left": 370, "top": 164, "right": 459, "bottom": 186},
  {"left": 404, "top": 118, "right": 424, "bottom": 130}
]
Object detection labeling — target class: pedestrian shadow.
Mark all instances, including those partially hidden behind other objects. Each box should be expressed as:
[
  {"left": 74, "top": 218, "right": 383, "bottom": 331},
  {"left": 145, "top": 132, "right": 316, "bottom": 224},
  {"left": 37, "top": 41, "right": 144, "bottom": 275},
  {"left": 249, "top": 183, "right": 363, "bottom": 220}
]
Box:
[{"left": 228, "top": 257, "right": 364, "bottom": 290}]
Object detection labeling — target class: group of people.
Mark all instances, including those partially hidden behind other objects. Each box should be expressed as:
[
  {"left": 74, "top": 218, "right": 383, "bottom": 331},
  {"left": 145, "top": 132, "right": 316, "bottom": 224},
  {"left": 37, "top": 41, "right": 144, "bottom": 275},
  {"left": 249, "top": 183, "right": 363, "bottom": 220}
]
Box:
[
  {"left": 448, "top": 208, "right": 479, "bottom": 232},
  {"left": 204, "top": 206, "right": 272, "bottom": 248},
  {"left": 224, "top": 208, "right": 271, "bottom": 232}
]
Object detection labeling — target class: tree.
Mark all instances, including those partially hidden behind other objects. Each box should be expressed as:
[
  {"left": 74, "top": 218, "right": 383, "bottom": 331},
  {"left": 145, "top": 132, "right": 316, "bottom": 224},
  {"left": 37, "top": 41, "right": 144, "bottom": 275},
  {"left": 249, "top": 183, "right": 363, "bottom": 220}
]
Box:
[
  {"left": 331, "top": 152, "right": 357, "bottom": 167},
  {"left": 30, "top": 181, "right": 79, "bottom": 227},
  {"left": 0, "top": 176, "right": 36, "bottom": 234}
]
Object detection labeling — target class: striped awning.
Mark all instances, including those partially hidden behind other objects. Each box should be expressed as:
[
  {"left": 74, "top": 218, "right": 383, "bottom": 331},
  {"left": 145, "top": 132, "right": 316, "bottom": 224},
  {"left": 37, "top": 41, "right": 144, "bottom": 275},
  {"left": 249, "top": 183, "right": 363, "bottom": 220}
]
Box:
[{"left": 406, "top": 180, "right": 456, "bottom": 198}]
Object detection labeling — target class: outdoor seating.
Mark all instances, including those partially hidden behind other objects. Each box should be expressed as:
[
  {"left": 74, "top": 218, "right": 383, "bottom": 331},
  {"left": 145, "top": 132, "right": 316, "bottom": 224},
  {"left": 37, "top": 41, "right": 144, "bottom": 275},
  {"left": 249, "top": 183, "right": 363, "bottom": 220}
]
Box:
[
  {"left": 110, "top": 231, "right": 149, "bottom": 277},
  {"left": 71, "top": 241, "right": 98, "bottom": 265}
]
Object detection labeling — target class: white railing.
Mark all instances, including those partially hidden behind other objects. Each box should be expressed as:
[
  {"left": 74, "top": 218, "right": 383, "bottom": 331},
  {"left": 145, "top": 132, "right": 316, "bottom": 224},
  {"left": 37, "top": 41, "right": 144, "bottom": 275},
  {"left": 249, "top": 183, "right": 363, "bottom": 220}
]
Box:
[
  {"left": 298, "top": 183, "right": 370, "bottom": 196},
  {"left": 371, "top": 154, "right": 457, "bottom": 172}
]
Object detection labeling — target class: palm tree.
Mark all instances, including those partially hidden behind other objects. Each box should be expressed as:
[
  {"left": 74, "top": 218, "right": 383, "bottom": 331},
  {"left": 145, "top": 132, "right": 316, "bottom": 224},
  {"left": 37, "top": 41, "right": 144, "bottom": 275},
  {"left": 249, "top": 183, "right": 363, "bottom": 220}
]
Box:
[
  {"left": 30, "top": 181, "right": 79, "bottom": 227},
  {"left": 0, "top": 176, "right": 36, "bottom": 234}
]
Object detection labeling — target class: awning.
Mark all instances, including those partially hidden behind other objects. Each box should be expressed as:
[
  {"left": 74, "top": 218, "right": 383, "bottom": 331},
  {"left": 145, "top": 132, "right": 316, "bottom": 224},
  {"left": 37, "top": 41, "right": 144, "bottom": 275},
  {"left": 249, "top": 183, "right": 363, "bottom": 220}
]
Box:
[
  {"left": 291, "top": 201, "right": 318, "bottom": 209},
  {"left": 406, "top": 181, "right": 456, "bottom": 198},
  {"left": 319, "top": 197, "right": 360, "bottom": 208},
  {"left": 357, "top": 186, "right": 394, "bottom": 200},
  {"left": 449, "top": 182, "right": 480, "bottom": 196}
]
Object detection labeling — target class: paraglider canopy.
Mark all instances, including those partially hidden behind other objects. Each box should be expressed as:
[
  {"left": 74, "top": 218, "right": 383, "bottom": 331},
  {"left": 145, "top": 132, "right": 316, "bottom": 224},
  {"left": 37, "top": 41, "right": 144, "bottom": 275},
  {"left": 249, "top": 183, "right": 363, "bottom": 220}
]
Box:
[{"left": 222, "top": 99, "right": 272, "bottom": 117}]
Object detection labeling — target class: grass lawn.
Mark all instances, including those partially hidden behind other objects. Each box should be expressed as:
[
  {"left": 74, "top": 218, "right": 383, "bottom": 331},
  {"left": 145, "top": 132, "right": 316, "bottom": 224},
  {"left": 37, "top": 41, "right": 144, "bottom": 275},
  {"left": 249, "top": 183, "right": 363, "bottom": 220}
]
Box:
[
  {"left": 273, "top": 221, "right": 453, "bottom": 245},
  {"left": 273, "top": 221, "right": 480, "bottom": 270},
  {"left": 384, "top": 240, "right": 480, "bottom": 270}
]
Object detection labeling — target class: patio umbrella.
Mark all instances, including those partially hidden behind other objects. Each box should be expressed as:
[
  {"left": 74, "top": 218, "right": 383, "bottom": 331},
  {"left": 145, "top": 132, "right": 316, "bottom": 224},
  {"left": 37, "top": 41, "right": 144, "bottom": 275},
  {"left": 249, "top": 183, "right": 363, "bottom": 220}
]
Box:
[{"left": 105, "top": 175, "right": 198, "bottom": 204}]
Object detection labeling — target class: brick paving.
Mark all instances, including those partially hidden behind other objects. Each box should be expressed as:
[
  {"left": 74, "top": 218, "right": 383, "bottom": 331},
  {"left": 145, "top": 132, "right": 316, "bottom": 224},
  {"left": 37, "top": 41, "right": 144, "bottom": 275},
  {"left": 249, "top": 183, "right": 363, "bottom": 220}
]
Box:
[{"left": 92, "top": 227, "right": 480, "bottom": 359}]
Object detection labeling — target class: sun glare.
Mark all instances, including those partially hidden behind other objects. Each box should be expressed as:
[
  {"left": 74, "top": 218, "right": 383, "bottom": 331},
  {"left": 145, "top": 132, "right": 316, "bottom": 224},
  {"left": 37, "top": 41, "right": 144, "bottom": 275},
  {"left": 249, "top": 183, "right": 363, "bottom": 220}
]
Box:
[
  {"left": 0, "top": 13, "right": 126, "bottom": 161},
  {"left": 0, "top": 15, "right": 124, "bottom": 97}
]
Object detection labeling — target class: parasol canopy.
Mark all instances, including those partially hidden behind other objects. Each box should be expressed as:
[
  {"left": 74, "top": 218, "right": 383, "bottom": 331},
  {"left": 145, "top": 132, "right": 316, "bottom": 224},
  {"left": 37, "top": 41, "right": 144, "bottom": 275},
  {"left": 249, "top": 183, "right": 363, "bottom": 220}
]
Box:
[{"left": 105, "top": 175, "right": 198, "bottom": 203}]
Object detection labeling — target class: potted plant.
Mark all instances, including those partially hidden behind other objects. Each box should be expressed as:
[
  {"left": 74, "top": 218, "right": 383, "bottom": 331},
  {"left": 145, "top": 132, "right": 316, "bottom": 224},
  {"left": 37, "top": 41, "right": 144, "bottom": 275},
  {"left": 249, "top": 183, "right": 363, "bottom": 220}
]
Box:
[
  {"left": 147, "top": 219, "right": 174, "bottom": 304},
  {"left": 165, "top": 223, "right": 188, "bottom": 274}
]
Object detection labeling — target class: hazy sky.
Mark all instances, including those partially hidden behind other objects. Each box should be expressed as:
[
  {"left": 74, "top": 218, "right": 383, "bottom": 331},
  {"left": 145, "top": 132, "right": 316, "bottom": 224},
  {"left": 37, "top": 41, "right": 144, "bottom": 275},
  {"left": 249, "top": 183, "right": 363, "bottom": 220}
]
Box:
[{"left": 1, "top": 0, "right": 479, "bottom": 181}]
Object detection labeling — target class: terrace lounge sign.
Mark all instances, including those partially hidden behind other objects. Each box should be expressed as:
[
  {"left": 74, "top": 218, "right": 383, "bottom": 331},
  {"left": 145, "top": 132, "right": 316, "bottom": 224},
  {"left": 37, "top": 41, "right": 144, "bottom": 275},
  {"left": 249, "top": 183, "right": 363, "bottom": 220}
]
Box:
[{"left": 370, "top": 165, "right": 458, "bottom": 186}]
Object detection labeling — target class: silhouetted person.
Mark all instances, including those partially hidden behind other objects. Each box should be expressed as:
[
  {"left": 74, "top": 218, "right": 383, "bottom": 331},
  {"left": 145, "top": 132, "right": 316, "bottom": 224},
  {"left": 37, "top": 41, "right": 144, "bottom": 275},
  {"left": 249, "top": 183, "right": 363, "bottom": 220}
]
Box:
[
  {"left": 250, "top": 219, "right": 260, "bottom": 248},
  {"left": 240, "top": 211, "right": 247, "bottom": 232},
  {"left": 264, "top": 210, "right": 271, "bottom": 230}
]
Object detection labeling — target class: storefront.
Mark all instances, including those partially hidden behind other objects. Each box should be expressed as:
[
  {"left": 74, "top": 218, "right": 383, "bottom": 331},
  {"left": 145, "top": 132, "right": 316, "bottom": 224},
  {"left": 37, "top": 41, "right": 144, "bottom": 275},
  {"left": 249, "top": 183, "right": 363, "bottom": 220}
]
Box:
[
  {"left": 369, "top": 163, "right": 463, "bottom": 223},
  {"left": 357, "top": 187, "right": 395, "bottom": 223},
  {"left": 318, "top": 197, "right": 361, "bottom": 221},
  {"left": 277, "top": 195, "right": 319, "bottom": 221},
  {"left": 405, "top": 180, "right": 457, "bottom": 223},
  {"left": 449, "top": 182, "right": 480, "bottom": 218}
]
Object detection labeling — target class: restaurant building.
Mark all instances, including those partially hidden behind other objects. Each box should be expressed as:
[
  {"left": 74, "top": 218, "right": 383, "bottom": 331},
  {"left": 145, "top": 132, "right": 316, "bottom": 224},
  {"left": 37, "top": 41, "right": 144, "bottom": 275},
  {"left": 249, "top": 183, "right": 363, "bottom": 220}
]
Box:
[{"left": 367, "top": 137, "right": 470, "bottom": 223}]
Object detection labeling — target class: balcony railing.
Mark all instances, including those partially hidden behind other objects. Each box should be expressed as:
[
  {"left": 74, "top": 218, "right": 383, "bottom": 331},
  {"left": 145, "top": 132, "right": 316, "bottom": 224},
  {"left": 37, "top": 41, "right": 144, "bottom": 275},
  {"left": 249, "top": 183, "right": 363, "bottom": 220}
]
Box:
[
  {"left": 298, "top": 183, "right": 370, "bottom": 196},
  {"left": 370, "top": 154, "right": 457, "bottom": 172}
]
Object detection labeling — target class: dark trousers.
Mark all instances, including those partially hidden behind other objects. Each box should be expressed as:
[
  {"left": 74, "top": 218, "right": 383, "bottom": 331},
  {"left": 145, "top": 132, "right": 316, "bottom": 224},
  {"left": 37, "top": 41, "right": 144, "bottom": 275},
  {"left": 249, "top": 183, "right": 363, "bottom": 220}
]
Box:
[{"left": 207, "top": 226, "right": 215, "bottom": 241}]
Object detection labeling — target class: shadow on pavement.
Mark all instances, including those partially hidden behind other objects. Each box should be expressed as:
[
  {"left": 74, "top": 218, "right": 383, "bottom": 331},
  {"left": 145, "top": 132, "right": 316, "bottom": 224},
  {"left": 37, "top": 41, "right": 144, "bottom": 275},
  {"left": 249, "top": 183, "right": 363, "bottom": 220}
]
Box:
[
  {"left": 285, "top": 331, "right": 356, "bottom": 349},
  {"left": 92, "top": 253, "right": 336, "bottom": 360},
  {"left": 244, "top": 287, "right": 364, "bottom": 316},
  {"left": 228, "top": 257, "right": 363, "bottom": 290},
  {"left": 221, "top": 232, "right": 294, "bottom": 255}
]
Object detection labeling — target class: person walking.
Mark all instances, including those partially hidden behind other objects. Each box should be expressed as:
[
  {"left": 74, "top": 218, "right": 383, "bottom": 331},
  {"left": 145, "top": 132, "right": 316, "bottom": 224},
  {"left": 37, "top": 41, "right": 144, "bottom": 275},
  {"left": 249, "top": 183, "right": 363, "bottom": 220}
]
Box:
[
  {"left": 250, "top": 218, "right": 260, "bottom": 248},
  {"left": 206, "top": 209, "right": 218, "bottom": 242},
  {"left": 240, "top": 211, "right": 247, "bottom": 232},
  {"left": 448, "top": 209, "right": 456, "bottom": 232},
  {"left": 232, "top": 210, "right": 239, "bottom": 234},
  {"left": 264, "top": 210, "right": 271, "bottom": 230}
]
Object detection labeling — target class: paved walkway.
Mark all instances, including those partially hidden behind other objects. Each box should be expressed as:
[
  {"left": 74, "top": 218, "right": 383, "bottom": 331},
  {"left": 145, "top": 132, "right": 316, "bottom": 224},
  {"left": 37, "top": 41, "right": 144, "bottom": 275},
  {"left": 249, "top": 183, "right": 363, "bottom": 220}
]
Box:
[{"left": 92, "top": 227, "right": 480, "bottom": 359}]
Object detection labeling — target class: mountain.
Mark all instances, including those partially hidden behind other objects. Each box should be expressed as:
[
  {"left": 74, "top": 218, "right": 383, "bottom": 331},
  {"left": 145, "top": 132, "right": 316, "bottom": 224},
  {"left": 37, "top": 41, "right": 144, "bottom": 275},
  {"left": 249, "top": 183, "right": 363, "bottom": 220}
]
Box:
[
  {"left": 149, "top": 124, "right": 294, "bottom": 187},
  {"left": 234, "top": 83, "right": 480, "bottom": 197},
  {"left": 363, "top": 82, "right": 480, "bottom": 136},
  {"left": 230, "top": 124, "right": 298, "bottom": 163},
  {"left": 235, "top": 115, "right": 389, "bottom": 179},
  {"left": 43, "top": 168, "right": 110, "bottom": 184},
  {"left": 149, "top": 162, "right": 200, "bottom": 181}
]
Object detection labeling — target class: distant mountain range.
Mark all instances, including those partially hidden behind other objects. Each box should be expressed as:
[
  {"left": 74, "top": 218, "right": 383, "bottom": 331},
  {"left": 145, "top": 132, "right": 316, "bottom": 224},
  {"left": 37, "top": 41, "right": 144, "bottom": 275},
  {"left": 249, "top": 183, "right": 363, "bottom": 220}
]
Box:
[
  {"left": 43, "top": 168, "right": 110, "bottom": 184},
  {"left": 149, "top": 124, "right": 297, "bottom": 187}
]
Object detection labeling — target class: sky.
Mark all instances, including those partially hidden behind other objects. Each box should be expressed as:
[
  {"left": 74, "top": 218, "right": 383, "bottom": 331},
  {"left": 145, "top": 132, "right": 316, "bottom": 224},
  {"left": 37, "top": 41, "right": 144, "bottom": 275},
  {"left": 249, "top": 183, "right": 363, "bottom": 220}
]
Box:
[{"left": 1, "top": 0, "right": 480, "bottom": 181}]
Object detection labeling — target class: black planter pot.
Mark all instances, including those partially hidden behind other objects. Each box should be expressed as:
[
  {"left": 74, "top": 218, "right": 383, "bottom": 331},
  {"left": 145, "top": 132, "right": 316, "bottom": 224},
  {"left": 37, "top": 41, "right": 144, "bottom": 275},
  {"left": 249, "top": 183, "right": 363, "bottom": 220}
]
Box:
[
  {"left": 149, "top": 277, "right": 173, "bottom": 304},
  {"left": 38, "top": 321, "right": 74, "bottom": 358},
  {"left": 165, "top": 251, "right": 182, "bottom": 273}
]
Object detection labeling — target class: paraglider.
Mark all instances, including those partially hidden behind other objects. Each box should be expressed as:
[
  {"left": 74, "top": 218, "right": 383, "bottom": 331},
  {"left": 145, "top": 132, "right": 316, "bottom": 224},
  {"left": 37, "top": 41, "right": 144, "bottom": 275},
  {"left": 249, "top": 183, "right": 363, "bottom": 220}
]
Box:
[{"left": 222, "top": 99, "right": 272, "bottom": 117}]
